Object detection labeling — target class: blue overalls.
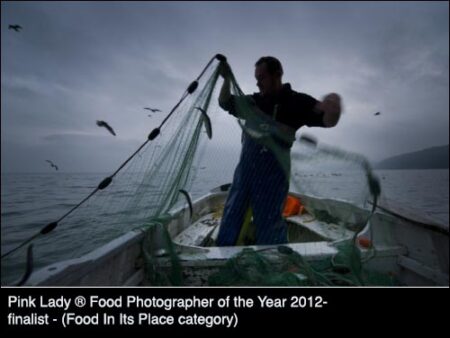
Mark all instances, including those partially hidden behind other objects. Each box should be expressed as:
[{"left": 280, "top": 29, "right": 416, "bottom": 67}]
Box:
[
  {"left": 216, "top": 132, "right": 290, "bottom": 246},
  {"left": 216, "top": 83, "right": 322, "bottom": 246}
]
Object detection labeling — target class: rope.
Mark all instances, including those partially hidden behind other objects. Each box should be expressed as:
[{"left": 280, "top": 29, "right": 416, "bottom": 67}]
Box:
[{"left": 1, "top": 54, "right": 225, "bottom": 260}]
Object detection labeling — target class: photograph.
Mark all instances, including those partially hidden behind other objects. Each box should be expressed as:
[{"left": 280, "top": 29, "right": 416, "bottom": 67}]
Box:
[{"left": 1, "top": 0, "right": 448, "bottom": 331}]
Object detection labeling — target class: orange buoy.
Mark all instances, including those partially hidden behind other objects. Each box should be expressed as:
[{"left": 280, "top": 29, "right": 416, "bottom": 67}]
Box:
[
  {"left": 283, "top": 195, "right": 304, "bottom": 217},
  {"left": 358, "top": 237, "right": 372, "bottom": 248}
]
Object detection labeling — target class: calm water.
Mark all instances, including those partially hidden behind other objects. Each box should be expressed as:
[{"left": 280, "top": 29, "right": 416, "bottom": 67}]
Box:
[{"left": 1, "top": 169, "right": 448, "bottom": 285}]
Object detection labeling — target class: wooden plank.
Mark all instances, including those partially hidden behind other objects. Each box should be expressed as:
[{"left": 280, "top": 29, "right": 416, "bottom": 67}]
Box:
[
  {"left": 287, "top": 214, "right": 354, "bottom": 241},
  {"left": 158, "top": 242, "right": 339, "bottom": 268},
  {"left": 173, "top": 213, "right": 220, "bottom": 246},
  {"left": 28, "top": 229, "right": 145, "bottom": 285},
  {"left": 124, "top": 269, "right": 144, "bottom": 286},
  {"left": 373, "top": 198, "right": 448, "bottom": 234},
  {"left": 398, "top": 255, "right": 449, "bottom": 285}
]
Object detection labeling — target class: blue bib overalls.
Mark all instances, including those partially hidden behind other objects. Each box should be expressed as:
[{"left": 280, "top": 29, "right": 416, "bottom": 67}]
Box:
[
  {"left": 216, "top": 84, "right": 323, "bottom": 246},
  {"left": 216, "top": 133, "right": 289, "bottom": 246}
]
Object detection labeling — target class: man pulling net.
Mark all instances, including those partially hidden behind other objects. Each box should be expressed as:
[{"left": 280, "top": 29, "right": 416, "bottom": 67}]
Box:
[{"left": 216, "top": 56, "right": 342, "bottom": 246}]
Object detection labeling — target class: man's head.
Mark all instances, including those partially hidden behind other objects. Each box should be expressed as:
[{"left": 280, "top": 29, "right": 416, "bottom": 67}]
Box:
[{"left": 255, "top": 56, "right": 283, "bottom": 96}]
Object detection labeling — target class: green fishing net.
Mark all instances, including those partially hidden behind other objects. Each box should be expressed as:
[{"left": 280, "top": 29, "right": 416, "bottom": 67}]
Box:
[
  {"left": 208, "top": 245, "right": 396, "bottom": 286},
  {"left": 138, "top": 57, "right": 390, "bottom": 286}
]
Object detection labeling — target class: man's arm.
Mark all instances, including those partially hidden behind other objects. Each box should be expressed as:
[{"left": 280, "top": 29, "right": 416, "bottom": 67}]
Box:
[
  {"left": 315, "top": 93, "right": 342, "bottom": 127},
  {"left": 218, "top": 63, "right": 232, "bottom": 110},
  {"left": 219, "top": 77, "right": 231, "bottom": 110}
]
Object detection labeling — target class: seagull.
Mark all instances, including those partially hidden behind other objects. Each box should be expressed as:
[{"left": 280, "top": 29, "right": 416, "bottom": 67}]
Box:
[
  {"left": 96, "top": 120, "right": 116, "bottom": 136},
  {"left": 45, "top": 160, "right": 58, "bottom": 171},
  {"left": 144, "top": 107, "right": 161, "bottom": 113},
  {"left": 147, "top": 114, "right": 153, "bottom": 118},
  {"left": 8, "top": 25, "right": 22, "bottom": 32},
  {"left": 374, "top": 112, "right": 381, "bottom": 116}
]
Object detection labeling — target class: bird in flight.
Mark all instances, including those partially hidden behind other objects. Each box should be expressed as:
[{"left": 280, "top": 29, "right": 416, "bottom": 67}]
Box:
[
  {"left": 144, "top": 107, "right": 161, "bottom": 113},
  {"left": 9, "top": 25, "right": 22, "bottom": 32},
  {"left": 46, "top": 160, "right": 58, "bottom": 171},
  {"left": 374, "top": 112, "right": 381, "bottom": 116},
  {"left": 96, "top": 120, "right": 116, "bottom": 136}
]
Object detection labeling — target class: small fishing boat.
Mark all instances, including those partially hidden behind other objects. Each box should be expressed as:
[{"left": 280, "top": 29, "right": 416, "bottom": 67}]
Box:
[{"left": 25, "top": 184, "right": 449, "bottom": 286}]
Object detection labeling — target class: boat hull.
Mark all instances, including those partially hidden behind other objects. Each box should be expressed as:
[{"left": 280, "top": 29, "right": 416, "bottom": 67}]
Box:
[{"left": 25, "top": 188, "right": 449, "bottom": 286}]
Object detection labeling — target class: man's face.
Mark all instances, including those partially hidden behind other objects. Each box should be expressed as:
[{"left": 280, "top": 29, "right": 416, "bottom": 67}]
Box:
[{"left": 255, "top": 63, "right": 280, "bottom": 96}]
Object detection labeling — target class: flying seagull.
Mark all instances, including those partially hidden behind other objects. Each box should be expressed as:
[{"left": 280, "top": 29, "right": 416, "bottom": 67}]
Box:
[
  {"left": 144, "top": 107, "right": 161, "bottom": 113},
  {"left": 46, "top": 160, "right": 58, "bottom": 171},
  {"left": 9, "top": 25, "right": 22, "bottom": 32},
  {"left": 374, "top": 112, "right": 381, "bottom": 116},
  {"left": 96, "top": 120, "right": 116, "bottom": 136}
]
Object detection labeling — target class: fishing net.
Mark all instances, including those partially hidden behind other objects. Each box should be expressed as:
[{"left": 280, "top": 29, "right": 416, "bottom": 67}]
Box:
[
  {"left": 2, "top": 54, "right": 393, "bottom": 286},
  {"left": 208, "top": 245, "right": 396, "bottom": 286}
]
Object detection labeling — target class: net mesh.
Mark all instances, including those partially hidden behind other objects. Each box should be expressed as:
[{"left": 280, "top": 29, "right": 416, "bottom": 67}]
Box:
[{"left": 208, "top": 245, "right": 396, "bottom": 286}]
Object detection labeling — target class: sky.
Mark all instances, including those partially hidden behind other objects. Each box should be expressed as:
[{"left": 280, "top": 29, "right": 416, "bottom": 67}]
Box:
[{"left": 1, "top": 1, "right": 449, "bottom": 173}]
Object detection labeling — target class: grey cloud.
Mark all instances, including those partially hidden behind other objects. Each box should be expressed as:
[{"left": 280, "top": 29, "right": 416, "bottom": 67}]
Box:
[{"left": 1, "top": 1, "right": 448, "bottom": 172}]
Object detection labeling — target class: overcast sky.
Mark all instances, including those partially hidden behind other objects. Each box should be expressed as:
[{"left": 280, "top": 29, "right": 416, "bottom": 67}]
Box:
[{"left": 1, "top": 1, "right": 448, "bottom": 173}]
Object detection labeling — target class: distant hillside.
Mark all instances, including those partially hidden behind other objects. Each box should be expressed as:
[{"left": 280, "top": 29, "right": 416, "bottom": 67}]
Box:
[{"left": 376, "top": 145, "right": 449, "bottom": 170}]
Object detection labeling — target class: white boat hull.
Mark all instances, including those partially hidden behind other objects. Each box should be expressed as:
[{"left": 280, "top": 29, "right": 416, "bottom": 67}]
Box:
[{"left": 26, "top": 187, "right": 449, "bottom": 286}]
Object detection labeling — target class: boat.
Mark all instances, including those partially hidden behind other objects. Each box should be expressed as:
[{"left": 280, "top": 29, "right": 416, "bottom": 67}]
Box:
[{"left": 25, "top": 184, "right": 449, "bottom": 286}]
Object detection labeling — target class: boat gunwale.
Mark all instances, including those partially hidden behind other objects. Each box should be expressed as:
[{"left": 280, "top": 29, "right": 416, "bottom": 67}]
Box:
[{"left": 22, "top": 188, "right": 448, "bottom": 286}]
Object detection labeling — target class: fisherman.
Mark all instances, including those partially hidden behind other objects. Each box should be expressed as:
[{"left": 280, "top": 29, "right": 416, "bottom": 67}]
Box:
[{"left": 217, "top": 56, "right": 341, "bottom": 245}]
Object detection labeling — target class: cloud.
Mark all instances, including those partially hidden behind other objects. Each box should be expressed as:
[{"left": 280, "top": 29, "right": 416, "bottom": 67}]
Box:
[{"left": 1, "top": 1, "right": 448, "bottom": 172}]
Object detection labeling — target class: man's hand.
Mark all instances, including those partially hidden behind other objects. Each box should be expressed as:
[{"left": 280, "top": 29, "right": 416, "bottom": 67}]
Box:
[
  {"left": 218, "top": 62, "right": 232, "bottom": 79},
  {"left": 316, "top": 93, "right": 342, "bottom": 127}
]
